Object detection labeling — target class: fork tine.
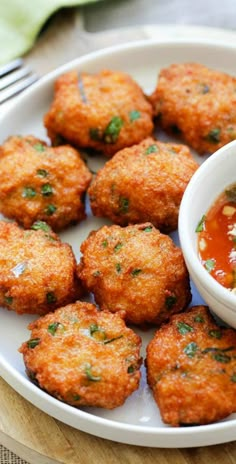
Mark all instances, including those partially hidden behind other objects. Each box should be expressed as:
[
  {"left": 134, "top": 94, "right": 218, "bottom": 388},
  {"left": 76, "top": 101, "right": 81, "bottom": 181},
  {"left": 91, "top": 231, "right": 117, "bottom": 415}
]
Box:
[
  {"left": 0, "top": 58, "right": 23, "bottom": 78},
  {"left": 0, "top": 67, "right": 32, "bottom": 91},
  {"left": 0, "top": 74, "right": 38, "bottom": 104}
]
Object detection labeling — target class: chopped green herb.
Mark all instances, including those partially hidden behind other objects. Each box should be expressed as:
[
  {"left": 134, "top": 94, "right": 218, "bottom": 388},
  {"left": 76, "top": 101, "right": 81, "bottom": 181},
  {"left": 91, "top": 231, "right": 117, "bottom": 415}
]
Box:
[
  {"left": 4, "top": 296, "right": 13, "bottom": 305},
  {"left": 48, "top": 322, "right": 64, "bottom": 336},
  {"left": 89, "top": 324, "right": 106, "bottom": 340},
  {"left": 177, "top": 322, "right": 194, "bottom": 335},
  {"left": 78, "top": 73, "right": 87, "bottom": 103},
  {"left": 142, "top": 225, "right": 153, "bottom": 232},
  {"left": 206, "top": 128, "right": 221, "bottom": 143},
  {"left": 145, "top": 144, "right": 158, "bottom": 155},
  {"left": 101, "top": 240, "right": 108, "bottom": 248},
  {"left": 225, "top": 184, "right": 236, "bottom": 203},
  {"left": 45, "top": 204, "right": 57, "bottom": 216},
  {"left": 46, "top": 291, "right": 57, "bottom": 304},
  {"left": 73, "top": 394, "right": 81, "bottom": 401},
  {"left": 37, "top": 169, "right": 48, "bottom": 177},
  {"left": 27, "top": 338, "right": 40, "bottom": 348},
  {"left": 119, "top": 197, "right": 129, "bottom": 214},
  {"left": 41, "top": 183, "right": 53, "bottom": 196},
  {"left": 184, "top": 342, "right": 198, "bottom": 358},
  {"left": 93, "top": 270, "right": 101, "bottom": 277},
  {"left": 31, "top": 221, "right": 51, "bottom": 232},
  {"left": 34, "top": 143, "right": 46, "bottom": 152},
  {"left": 129, "top": 110, "right": 141, "bottom": 122},
  {"left": 231, "top": 373, "right": 236, "bottom": 382},
  {"left": 202, "top": 346, "right": 234, "bottom": 354},
  {"left": 131, "top": 268, "right": 142, "bottom": 277},
  {"left": 127, "top": 365, "right": 135, "bottom": 373},
  {"left": 195, "top": 215, "right": 206, "bottom": 232},
  {"left": 165, "top": 295, "right": 177, "bottom": 309},
  {"left": 89, "top": 127, "right": 102, "bottom": 141},
  {"left": 116, "top": 263, "right": 122, "bottom": 273},
  {"left": 212, "top": 352, "right": 231, "bottom": 363},
  {"left": 84, "top": 364, "right": 101, "bottom": 382},
  {"left": 103, "top": 116, "right": 124, "bottom": 143},
  {"left": 205, "top": 259, "right": 215, "bottom": 273},
  {"left": 104, "top": 335, "right": 123, "bottom": 344},
  {"left": 194, "top": 315, "right": 205, "bottom": 323},
  {"left": 22, "top": 187, "right": 36, "bottom": 199},
  {"left": 114, "top": 242, "right": 123, "bottom": 252},
  {"left": 208, "top": 329, "right": 222, "bottom": 339}
]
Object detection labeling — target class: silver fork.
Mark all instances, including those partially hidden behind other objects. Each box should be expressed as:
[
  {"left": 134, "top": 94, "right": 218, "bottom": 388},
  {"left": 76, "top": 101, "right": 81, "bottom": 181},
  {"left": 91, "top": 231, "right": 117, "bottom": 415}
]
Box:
[{"left": 0, "top": 58, "right": 38, "bottom": 104}]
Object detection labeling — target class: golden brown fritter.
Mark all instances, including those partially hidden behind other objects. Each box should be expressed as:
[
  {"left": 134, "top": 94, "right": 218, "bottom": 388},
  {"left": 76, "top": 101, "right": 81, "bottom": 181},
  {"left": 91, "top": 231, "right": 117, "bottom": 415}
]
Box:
[
  {"left": 0, "top": 135, "right": 92, "bottom": 231},
  {"left": 88, "top": 137, "right": 198, "bottom": 233},
  {"left": 19, "top": 301, "right": 142, "bottom": 409},
  {"left": 146, "top": 305, "right": 236, "bottom": 426},
  {"left": 78, "top": 223, "right": 191, "bottom": 326},
  {"left": 44, "top": 70, "right": 153, "bottom": 157},
  {"left": 150, "top": 62, "right": 236, "bottom": 155},
  {"left": 0, "top": 221, "right": 83, "bottom": 315}
]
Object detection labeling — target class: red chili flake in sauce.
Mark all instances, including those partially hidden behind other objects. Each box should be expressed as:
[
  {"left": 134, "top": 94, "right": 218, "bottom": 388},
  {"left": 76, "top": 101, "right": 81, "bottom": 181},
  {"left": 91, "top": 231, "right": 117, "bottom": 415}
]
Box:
[{"left": 197, "top": 183, "right": 236, "bottom": 290}]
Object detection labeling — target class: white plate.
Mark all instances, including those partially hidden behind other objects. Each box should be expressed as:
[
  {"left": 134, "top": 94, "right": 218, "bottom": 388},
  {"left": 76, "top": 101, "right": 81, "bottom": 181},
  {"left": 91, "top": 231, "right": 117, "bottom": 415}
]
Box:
[{"left": 0, "top": 39, "right": 236, "bottom": 448}]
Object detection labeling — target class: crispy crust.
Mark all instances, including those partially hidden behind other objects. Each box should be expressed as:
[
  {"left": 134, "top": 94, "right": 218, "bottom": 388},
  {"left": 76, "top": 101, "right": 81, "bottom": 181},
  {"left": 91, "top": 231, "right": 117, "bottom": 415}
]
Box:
[
  {"left": 150, "top": 62, "right": 236, "bottom": 154},
  {"left": 44, "top": 70, "right": 153, "bottom": 157},
  {"left": 19, "top": 301, "right": 142, "bottom": 409},
  {"left": 78, "top": 223, "right": 191, "bottom": 326},
  {"left": 0, "top": 221, "right": 83, "bottom": 315},
  {"left": 88, "top": 137, "right": 198, "bottom": 233},
  {"left": 146, "top": 305, "right": 236, "bottom": 426},
  {"left": 0, "top": 135, "right": 92, "bottom": 231}
]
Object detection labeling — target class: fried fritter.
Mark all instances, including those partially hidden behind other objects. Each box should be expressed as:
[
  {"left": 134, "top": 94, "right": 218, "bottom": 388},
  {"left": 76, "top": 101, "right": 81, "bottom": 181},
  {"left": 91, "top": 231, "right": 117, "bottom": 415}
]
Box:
[
  {"left": 44, "top": 70, "right": 153, "bottom": 157},
  {"left": 0, "top": 221, "right": 83, "bottom": 315},
  {"left": 146, "top": 305, "right": 236, "bottom": 426},
  {"left": 150, "top": 63, "right": 236, "bottom": 155},
  {"left": 78, "top": 223, "right": 191, "bottom": 326},
  {"left": 0, "top": 135, "right": 92, "bottom": 231},
  {"left": 19, "top": 301, "right": 142, "bottom": 409},
  {"left": 88, "top": 137, "right": 198, "bottom": 233}
]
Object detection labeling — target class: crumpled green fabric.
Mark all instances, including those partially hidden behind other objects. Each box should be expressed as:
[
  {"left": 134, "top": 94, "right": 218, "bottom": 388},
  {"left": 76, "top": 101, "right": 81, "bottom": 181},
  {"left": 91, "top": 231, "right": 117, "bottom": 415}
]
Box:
[{"left": 0, "top": 0, "right": 103, "bottom": 65}]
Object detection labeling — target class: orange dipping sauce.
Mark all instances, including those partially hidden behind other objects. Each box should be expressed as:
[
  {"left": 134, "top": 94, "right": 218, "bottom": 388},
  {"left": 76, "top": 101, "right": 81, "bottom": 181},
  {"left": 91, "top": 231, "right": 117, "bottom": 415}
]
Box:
[{"left": 197, "top": 183, "right": 236, "bottom": 290}]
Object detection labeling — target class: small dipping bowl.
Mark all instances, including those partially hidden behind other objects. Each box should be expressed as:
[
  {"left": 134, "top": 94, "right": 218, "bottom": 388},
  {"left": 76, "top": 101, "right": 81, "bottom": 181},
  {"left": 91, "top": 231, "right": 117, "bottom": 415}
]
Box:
[{"left": 179, "top": 140, "right": 236, "bottom": 328}]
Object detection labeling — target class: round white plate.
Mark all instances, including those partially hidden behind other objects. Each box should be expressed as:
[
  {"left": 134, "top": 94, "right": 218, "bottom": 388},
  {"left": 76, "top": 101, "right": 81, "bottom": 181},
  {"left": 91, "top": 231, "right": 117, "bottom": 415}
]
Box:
[{"left": 0, "top": 39, "right": 236, "bottom": 448}]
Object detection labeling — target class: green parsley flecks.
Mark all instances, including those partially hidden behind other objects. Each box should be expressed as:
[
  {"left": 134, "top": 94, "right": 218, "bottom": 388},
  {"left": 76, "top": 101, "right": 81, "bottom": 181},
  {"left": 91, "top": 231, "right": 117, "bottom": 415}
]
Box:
[
  {"left": 119, "top": 197, "right": 129, "bottom": 214},
  {"left": 34, "top": 143, "right": 46, "bottom": 152},
  {"left": 145, "top": 144, "right": 158, "bottom": 155},
  {"left": 37, "top": 169, "right": 48, "bottom": 178},
  {"left": 31, "top": 221, "right": 51, "bottom": 232},
  {"left": 131, "top": 268, "right": 142, "bottom": 277},
  {"left": 45, "top": 204, "right": 57, "bottom": 216},
  {"left": 47, "top": 322, "right": 64, "bottom": 336},
  {"left": 195, "top": 215, "right": 206, "bottom": 232},
  {"left": 129, "top": 110, "right": 141, "bottom": 122},
  {"left": 41, "top": 183, "right": 53, "bottom": 196},
  {"left": 206, "top": 128, "right": 221, "bottom": 143},
  {"left": 165, "top": 295, "right": 177, "bottom": 309},
  {"left": 205, "top": 259, "right": 215, "bottom": 273},
  {"left": 46, "top": 291, "right": 57, "bottom": 304},
  {"left": 184, "top": 342, "right": 198, "bottom": 358},
  {"left": 177, "top": 322, "right": 194, "bottom": 335},
  {"left": 208, "top": 329, "right": 222, "bottom": 339},
  {"left": 27, "top": 338, "right": 40, "bottom": 348},
  {"left": 22, "top": 187, "right": 36, "bottom": 199},
  {"left": 103, "top": 116, "right": 124, "bottom": 144},
  {"left": 84, "top": 364, "right": 101, "bottom": 382}
]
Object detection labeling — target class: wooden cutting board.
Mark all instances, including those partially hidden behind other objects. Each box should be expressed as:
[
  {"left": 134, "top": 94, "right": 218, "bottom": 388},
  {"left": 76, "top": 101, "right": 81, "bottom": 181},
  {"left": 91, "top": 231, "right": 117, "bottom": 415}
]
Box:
[{"left": 1, "top": 16, "right": 236, "bottom": 463}]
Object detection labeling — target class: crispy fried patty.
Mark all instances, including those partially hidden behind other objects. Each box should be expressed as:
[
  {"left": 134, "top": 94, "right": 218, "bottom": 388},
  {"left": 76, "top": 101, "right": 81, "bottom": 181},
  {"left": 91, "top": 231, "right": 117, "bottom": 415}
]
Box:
[
  {"left": 0, "top": 135, "right": 92, "bottom": 231},
  {"left": 0, "top": 221, "right": 83, "bottom": 315},
  {"left": 146, "top": 305, "right": 236, "bottom": 426},
  {"left": 44, "top": 70, "right": 153, "bottom": 157},
  {"left": 19, "top": 301, "right": 142, "bottom": 409},
  {"left": 150, "top": 62, "right": 236, "bottom": 154},
  {"left": 78, "top": 223, "right": 191, "bottom": 326},
  {"left": 88, "top": 137, "right": 198, "bottom": 233}
]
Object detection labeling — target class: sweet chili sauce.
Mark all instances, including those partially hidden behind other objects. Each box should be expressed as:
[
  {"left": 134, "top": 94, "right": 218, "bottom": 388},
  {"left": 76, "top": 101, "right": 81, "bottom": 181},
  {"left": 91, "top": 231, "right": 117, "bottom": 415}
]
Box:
[{"left": 197, "top": 183, "right": 236, "bottom": 290}]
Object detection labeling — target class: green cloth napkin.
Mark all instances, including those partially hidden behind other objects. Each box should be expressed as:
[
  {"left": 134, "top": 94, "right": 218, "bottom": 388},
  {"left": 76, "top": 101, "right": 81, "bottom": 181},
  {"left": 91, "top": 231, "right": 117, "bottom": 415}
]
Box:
[{"left": 0, "top": 0, "right": 103, "bottom": 65}]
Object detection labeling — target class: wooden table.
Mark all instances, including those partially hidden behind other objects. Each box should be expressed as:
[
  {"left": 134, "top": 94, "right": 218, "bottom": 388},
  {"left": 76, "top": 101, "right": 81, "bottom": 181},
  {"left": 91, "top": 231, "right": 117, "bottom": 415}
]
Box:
[{"left": 1, "top": 14, "right": 236, "bottom": 463}]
